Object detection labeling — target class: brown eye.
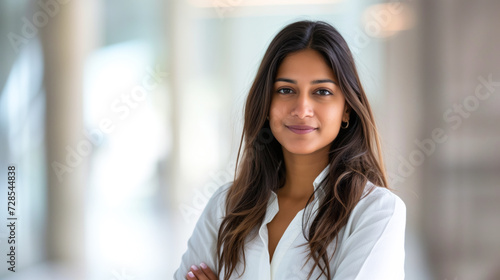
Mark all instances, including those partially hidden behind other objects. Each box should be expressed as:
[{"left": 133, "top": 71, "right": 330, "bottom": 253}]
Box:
[
  {"left": 277, "top": 88, "right": 294, "bottom": 94},
  {"left": 315, "top": 89, "right": 333, "bottom": 96}
]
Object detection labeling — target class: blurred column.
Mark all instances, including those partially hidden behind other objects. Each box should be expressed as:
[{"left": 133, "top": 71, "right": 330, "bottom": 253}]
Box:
[
  {"left": 386, "top": 0, "right": 500, "bottom": 279},
  {"left": 40, "top": 0, "right": 97, "bottom": 275},
  {"left": 380, "top": 3, "right": 430, "bottom": 278},
  {"left": 165, "top": 0, "right": 196, "bottom": 209},
  {"left": 381, "top": 1, "right": 423, "bottom": 224},
  {"left": 419, "top": 0, "right": 500, "bottom": 279}
]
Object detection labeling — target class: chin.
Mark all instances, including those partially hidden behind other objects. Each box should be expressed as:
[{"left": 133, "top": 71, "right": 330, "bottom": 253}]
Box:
[{"left": 282, "top": 144, "right": 320, "bottom": 155}]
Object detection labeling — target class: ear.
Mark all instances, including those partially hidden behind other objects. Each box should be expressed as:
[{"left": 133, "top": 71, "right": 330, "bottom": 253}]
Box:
[{"left": 343, "top": 104, "right": 351, "bottom": 122}]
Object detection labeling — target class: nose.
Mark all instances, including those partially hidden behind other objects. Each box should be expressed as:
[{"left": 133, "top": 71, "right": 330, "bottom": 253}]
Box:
[{"left": 291, "top": 93, "right": 314, "bottom": 119}]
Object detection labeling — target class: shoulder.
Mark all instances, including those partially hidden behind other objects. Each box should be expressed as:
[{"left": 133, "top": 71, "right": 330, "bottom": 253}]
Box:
[
  {"left": 212, "top": 181, "right": 232, "bottom": 202},
  {"left": 347, "top": 181, "right": 406, "bottom": 231},
  {"left": 360, "top": 181, "right": 406, "bottom": 211},
  {"left": 204, "top": 181, "right": 232, "bottom": 214},
  {"left": 188, "top": 181, "right": 233, "bottom": 231},
  {"left": 331, "top": 181, "right": 406, "bottom": 279}
]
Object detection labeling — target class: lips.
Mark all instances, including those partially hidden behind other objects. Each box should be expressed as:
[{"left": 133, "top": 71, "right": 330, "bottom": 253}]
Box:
[{"left": 286, "top": 125, "right": 317, "bottom": 134}]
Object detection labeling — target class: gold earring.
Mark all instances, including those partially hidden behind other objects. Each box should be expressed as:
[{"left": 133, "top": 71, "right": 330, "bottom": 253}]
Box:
[{"left": 341, "top": 120, "right": 349, "bottom": 129}]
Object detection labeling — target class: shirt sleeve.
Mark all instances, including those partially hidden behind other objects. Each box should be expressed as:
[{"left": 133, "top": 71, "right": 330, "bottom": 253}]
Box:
[
  {"left": 332, "top": 188, "right": 407, "bottom": 280},
  {"left": 173, "top": 182, "right": 231, "bottom": 280}
]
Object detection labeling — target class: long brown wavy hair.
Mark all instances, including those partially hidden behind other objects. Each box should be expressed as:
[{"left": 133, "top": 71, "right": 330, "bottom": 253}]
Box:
[{"left": 216, "top": 20, "right": 389, "bottom": 280}]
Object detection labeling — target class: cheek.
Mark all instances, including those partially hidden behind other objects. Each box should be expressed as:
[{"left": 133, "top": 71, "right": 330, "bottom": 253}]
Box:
[
  {"left": 269, "top": 103, "right": 287, "bottom": 138},
  {"left": 269, "top": 100, "right": 286, "bottom": 121},
  {"left": 318, "top": 105, "right": 344, "bottom": 126}
]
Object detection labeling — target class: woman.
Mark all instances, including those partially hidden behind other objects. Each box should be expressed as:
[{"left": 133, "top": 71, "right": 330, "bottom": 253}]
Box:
[{"left": 174, "top": 20, "right": 406, "bottom": 280}]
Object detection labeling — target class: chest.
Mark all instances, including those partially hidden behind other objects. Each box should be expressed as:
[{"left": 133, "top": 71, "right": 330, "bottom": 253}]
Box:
[
  {"left": 233, "top": 198, "right": 340, "bottom": 280},
  {"left": 266, "top": 198, "right": 308, "bottom": 262}
]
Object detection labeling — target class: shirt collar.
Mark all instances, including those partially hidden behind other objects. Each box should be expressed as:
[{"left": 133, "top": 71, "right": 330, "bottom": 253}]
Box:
[{"left": 313, "top": 163, "right": 330, "bottom": 199}]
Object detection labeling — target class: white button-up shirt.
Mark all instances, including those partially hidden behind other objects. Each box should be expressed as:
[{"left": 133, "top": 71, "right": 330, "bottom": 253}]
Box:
[{"left": 174, "top": 165, "right": 406, "bottom": 279}]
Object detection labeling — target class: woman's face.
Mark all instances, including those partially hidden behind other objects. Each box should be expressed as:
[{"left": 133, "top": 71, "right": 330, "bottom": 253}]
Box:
[{"left": 269, "top": 49, "right": 350, "bottom": 156}]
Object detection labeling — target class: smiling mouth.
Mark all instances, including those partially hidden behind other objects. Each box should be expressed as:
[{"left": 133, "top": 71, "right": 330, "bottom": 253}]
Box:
[{"left": 286, "top": 125, "right": 317, "bottom": 134}]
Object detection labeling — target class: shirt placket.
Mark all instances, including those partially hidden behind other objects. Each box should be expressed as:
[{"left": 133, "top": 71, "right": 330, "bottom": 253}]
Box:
[
  {"left": 258, "top": 193, "right": 279, "bottom": 280},
  {"left": 269, "top": 208, "right": 304, "bottom": 279}
]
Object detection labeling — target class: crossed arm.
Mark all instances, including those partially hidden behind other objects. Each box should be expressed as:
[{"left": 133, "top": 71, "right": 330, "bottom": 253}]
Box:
[{"left": 184, "top": 263, "right": 217, "bottom": 280}]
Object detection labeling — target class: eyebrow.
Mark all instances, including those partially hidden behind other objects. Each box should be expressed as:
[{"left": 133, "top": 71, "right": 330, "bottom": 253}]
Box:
[{"left": 274, "top": 78, "right": 337, "bottom": 85}]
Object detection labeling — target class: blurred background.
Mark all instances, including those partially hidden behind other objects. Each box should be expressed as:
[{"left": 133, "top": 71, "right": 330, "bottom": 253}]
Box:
[{"left": 0, "top": 0, "right": 499, "bottom": 279}]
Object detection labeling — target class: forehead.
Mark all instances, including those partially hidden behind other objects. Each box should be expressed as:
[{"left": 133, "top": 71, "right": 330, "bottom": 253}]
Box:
[{"left": 275, "top": 49, "right": 337, "bottom": 81}]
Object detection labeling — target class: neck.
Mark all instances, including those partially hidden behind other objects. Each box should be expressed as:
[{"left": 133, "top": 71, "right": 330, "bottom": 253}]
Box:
[{"left": 279, "top": 146, "right": 329, "bottom": 201}]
